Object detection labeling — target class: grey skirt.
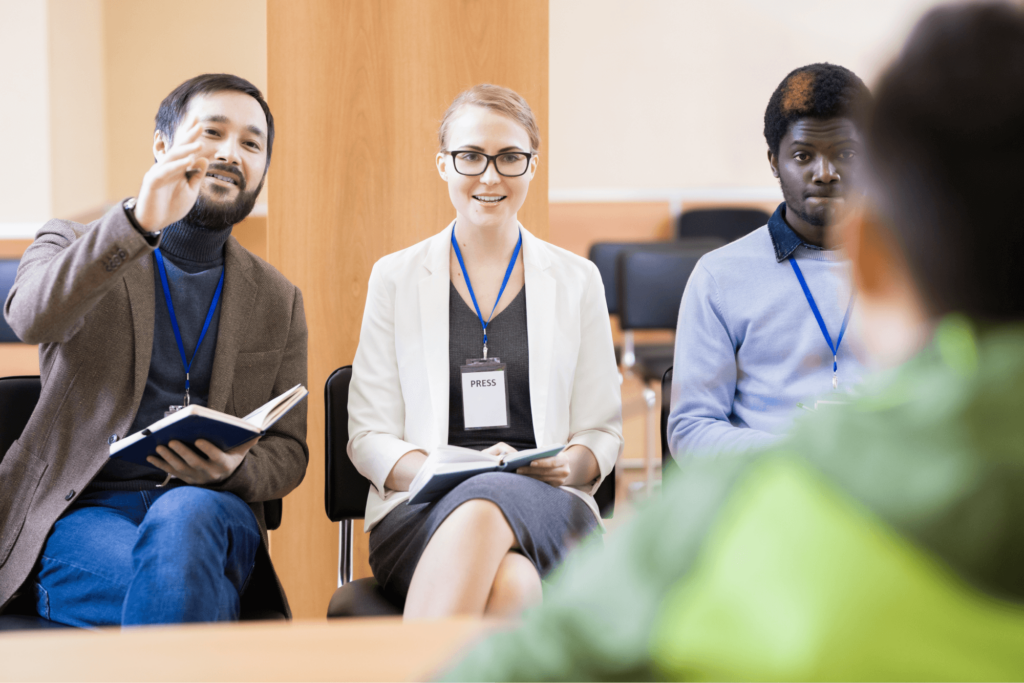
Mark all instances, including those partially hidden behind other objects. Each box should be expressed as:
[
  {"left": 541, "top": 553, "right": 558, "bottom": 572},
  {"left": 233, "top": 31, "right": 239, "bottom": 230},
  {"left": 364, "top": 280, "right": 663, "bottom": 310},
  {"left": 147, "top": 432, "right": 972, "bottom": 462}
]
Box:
[{"left": 369, "top": 472, "right": 599, "bottom": 606}]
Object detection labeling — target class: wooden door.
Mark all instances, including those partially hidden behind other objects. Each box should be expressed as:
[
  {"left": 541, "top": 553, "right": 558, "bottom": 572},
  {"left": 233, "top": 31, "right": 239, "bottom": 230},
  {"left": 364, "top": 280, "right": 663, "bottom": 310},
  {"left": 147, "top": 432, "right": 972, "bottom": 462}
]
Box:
[{"left": 266, "top": 0, "right": 548, "bottom": 618}]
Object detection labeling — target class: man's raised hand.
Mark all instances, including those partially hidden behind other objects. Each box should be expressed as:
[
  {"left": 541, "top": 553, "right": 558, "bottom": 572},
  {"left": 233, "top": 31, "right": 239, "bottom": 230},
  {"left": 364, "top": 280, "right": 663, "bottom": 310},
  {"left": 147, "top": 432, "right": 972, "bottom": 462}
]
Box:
[{"left": 133, "top": 118, "right": 209, "bottom": 232}]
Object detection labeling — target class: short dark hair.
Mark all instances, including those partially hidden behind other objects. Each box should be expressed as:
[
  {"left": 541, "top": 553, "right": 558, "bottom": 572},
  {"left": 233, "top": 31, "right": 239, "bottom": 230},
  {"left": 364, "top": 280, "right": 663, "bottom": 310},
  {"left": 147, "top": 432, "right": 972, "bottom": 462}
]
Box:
[
  {"left": 763, "top": 63, "right": 871, "bottom": 157},
  {"left": 155, "top": 73, "right": 275, "bottom": 168},
  {"left": 868, "top": 2, "right": 1024, "bottom": 322}
]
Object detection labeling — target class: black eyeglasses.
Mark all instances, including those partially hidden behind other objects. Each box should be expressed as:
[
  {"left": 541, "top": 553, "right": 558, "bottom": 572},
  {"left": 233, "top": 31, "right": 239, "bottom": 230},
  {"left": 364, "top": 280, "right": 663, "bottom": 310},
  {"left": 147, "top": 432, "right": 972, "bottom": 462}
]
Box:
[{"left": 448, "top": 150, "right": 533, "bottom": 177}]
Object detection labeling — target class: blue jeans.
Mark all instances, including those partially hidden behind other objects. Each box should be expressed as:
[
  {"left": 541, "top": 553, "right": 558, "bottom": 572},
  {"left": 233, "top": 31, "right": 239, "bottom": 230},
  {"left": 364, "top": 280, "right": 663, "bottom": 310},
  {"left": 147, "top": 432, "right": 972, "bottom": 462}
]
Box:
[{"left": 31, "top": 486, "right": 261, "bottom": 627}]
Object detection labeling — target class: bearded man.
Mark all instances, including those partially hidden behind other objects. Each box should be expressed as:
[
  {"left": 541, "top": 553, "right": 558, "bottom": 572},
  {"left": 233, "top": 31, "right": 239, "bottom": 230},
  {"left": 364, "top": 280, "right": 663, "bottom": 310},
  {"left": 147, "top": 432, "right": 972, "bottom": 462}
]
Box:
[
  {"left": 668, "top": 63, "right": 871, "bottom": 460},
  {"left": 0, "top": 74, "right": 307, "bottom": 626}
]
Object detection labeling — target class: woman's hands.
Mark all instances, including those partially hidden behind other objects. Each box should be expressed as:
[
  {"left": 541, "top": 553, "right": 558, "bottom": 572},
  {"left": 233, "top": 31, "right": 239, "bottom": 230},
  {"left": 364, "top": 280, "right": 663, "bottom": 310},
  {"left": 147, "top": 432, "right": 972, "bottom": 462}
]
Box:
[
  {"left": 513, "top": 445, "right": 572, "bottom": 487},
  {"left": 486, "top": 441, "right": 571, "bottom": 486},
  {"left": 505, "top": 443, "right": 600, "bottom": 489},
  {"left": 384, "top": 443, "right": 602, "bottom": 493},
  {"left": 484, "top": 443, "right": 569, "bottom": 484}
]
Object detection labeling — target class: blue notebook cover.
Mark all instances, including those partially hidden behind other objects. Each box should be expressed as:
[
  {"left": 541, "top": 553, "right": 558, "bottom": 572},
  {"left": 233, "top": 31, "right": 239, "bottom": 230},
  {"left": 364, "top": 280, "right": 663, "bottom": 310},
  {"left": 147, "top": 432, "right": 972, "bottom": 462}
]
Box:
[
  {"left": 408, "top": 445, "right": 564, "bottom": 505},
  {"left": 109, "top": 385, "right": 307, "bottom": 469}
]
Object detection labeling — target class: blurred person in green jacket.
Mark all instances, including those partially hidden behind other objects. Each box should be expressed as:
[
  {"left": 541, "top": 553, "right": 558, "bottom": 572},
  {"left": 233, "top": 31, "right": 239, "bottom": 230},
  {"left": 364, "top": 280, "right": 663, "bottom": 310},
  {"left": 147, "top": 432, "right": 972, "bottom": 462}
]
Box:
[{"left": 443, "top": 3, "right": 1024, "bottom": 680}]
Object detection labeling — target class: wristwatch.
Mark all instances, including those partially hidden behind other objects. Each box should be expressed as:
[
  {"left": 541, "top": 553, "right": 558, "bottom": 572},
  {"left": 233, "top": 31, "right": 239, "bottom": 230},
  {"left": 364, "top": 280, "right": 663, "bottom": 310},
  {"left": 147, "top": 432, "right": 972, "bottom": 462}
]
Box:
[{"left": 122, "top": 197, "right": 162, "bottom": 247}]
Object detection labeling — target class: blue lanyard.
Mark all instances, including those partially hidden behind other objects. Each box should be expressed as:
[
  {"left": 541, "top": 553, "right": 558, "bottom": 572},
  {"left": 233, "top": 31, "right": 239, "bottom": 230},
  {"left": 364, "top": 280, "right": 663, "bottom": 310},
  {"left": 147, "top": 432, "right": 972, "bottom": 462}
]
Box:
[
  {"left": 154, "top": 249, "right": 225, "bottom": 406},
  {"left": 789, "top": 258, "right": 855, "bottom": 389},
  {"left": 451, "top": 225, "right": 523, "bottom": 359}
]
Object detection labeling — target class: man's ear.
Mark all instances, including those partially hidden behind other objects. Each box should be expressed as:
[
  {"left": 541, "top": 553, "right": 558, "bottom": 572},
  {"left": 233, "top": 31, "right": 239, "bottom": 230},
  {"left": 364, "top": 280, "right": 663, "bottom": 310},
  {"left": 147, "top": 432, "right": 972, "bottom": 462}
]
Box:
[
  {"left": 768, "top": 149, "right": 779, "bottom": 178},
  {"left": 153, "top": 130, "right": 170, "bottom": 161}
]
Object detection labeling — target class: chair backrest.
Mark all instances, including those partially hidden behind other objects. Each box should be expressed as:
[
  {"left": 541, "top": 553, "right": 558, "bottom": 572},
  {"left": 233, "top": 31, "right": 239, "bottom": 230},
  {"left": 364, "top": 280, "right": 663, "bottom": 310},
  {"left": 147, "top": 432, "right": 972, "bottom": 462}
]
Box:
[
  {"left": 675, "top": 208, "right": 771, "bottom": 243},
  {"left": 0, "top": 376, "right": 41, "bottom": 464},
  {"left": 588, "top": 239, "right": 723, "bottom": 315},
  {"left": 618, "top": 246, "right": 707, "bottom": 331},
  {"left": 594, "top": 464, "right": 615, "bottom": 519},
  {"left": 0, "top": 260, "right": 23, "bottom": 343},
  {"left": 324, "top": 366, "right": 370, "bottom": 521},
  {"left": 661, "top": 366, "right": 674, "bottom": 470}
]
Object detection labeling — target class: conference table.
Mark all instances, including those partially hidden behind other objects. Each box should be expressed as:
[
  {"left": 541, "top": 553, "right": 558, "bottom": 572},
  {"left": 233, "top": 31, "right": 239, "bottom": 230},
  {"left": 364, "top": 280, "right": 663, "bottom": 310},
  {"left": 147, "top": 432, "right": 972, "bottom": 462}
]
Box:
[{"left": 0, "top": 617, "right": 498, "bottom": 681}]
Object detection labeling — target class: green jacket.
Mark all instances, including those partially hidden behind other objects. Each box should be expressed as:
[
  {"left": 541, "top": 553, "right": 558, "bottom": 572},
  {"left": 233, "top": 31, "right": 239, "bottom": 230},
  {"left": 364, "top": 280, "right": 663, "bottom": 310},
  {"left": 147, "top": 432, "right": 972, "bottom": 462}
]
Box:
[{"left": 445, "top": 317, "right": 1024, "bottom": 681}]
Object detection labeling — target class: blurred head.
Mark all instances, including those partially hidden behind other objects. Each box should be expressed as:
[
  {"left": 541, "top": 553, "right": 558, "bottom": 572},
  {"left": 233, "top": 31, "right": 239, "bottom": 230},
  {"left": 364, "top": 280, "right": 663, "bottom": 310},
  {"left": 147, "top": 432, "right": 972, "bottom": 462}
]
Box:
[
  {"left": 153, "top": 74, "right": 274, "bottom": 229},
  {"left": 850, "top": 2, "right": 1024, "bottom": 364},
  {"left": 436, "top": 85, "right": 540, "bottom": 234},
  {"left": 765, "top": 64, "right": 871, "bottom": 235}
]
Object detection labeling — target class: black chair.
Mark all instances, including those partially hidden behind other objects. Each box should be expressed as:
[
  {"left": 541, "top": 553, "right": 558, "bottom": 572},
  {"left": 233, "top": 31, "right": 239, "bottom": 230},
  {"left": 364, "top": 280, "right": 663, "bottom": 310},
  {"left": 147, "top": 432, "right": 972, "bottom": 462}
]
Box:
[
  {"left": 675, "top": 208, "right": 771, "bottom": 243},
  {"left": 0, "top": 376, "right": 63, "bottom": 631},
  {"left": 661, "top": 366, "right": 680, "bottom": 478},
  {"left": 618, "top": 246, "right": 712, "bottom": 485},
  {"left": 0, "top": 260, "right": 24, "bottom": 343},
  {"left": 324, "top": 366, "right": 400, "bottom": 617},
  {"left": 324, "top": 365, "right": 616, "bottom": 618},
  {"left": 588, "top": 239, "right": 722, "bottom": 365},
  {"left": 588, "top": 239, "right": 723, "bottom": 317},
  {"left": 0, "top": 375, "right": 284, "bottom": 628}
]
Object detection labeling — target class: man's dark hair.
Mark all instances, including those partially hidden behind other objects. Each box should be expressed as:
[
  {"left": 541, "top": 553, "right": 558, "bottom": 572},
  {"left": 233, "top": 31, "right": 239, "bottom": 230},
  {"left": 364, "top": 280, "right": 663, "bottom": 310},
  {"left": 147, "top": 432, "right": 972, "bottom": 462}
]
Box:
[
  {"left": 868, "top": 2, "right": 1024, "bottom": 321},
  {"left": 763, "top": 63, "right": 871, "bottom": 157},
  {"left": 155, "top": 73, "right": 274, "bottom": 168}
]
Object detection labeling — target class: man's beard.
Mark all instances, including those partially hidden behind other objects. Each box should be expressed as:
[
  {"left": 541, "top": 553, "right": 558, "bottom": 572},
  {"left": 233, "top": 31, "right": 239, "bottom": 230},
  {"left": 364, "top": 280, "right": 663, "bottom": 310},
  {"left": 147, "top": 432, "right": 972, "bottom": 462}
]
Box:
[
  {"left": 780, "top": 181, "right": 831, "bottom": 228},
  {"left": 185, "top": 166, "right": 263, "bottom": 230}
]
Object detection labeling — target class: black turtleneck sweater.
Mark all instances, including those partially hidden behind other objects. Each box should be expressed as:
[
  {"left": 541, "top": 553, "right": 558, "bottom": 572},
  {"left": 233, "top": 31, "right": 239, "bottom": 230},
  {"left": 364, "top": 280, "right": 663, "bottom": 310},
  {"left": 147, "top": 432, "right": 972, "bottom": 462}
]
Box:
[{"left": 89, "top": 219, "right": 232, "bottom": 491}]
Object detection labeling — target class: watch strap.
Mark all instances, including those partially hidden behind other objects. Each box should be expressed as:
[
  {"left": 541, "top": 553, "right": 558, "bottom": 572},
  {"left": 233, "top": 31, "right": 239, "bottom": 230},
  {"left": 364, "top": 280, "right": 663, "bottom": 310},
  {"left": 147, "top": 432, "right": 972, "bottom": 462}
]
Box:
[{"left": 122, "top": 198, "right": 162, "bottom": 247}]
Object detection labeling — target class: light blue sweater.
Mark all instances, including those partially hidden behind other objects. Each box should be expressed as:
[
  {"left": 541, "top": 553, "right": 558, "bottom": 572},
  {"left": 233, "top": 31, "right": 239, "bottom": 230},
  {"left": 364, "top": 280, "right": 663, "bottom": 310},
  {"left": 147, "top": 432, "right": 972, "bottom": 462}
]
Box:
[{"left": 668, "top": 209, "right": 867, "bottom": 461}]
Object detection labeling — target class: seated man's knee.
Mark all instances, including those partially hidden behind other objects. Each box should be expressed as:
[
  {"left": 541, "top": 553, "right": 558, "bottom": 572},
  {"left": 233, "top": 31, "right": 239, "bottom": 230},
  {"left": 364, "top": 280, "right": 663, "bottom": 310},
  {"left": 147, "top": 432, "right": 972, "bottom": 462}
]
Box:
[
  {"left": 136, "top": 488, "right": 259, "bottom": 572},
  {"left": 140, "top": 488, "right": 255, "bottom": 544},
  {"left": 144, "top": 488, "right": 225, "bottom": 529}
]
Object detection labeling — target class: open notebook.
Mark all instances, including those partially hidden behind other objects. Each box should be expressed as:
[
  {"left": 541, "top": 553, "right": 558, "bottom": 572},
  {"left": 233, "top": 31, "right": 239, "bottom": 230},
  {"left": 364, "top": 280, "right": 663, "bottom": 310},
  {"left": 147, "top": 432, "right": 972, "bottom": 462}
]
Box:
[
  {"left": 408, "top": 444, "right": 565, "bottom": 505},
  {"left": 109, "top": 384, "right": 308, "bottom": 468}
]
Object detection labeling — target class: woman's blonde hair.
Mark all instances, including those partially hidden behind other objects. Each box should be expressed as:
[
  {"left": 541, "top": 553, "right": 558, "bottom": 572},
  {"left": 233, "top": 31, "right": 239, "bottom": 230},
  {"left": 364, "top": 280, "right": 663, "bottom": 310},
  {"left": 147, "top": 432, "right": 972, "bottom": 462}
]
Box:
[{"left": 438, "top": 84, "right": 541, "bottom": 153}]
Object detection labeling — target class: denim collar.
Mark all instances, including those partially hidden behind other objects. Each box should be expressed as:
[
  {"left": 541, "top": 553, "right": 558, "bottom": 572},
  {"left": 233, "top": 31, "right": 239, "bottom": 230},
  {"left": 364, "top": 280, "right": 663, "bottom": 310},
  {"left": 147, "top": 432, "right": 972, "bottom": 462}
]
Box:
[{"left": 768, "top": 202, "right": 813, "bottom": 263}]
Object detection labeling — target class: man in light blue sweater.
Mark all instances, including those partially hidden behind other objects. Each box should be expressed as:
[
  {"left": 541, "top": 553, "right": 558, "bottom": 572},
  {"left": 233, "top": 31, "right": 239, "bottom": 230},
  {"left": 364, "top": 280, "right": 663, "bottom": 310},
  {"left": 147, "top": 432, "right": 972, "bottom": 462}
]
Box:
[{"left": 669, "top": 64, "right": 871, "bottom": 460}]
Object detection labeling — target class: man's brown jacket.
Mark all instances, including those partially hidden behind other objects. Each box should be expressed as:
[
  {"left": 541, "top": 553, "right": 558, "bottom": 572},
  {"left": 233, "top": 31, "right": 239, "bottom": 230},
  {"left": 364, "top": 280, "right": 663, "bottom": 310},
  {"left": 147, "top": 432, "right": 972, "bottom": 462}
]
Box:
[{"left": 0, "top": 205, "right": 308, "bottom": 617}]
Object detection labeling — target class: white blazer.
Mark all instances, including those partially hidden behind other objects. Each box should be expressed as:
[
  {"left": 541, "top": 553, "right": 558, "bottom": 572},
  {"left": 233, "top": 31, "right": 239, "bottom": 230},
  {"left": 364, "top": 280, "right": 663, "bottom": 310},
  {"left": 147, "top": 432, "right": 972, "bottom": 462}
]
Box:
[{"left": 348, "top": 223, "right": 624, "bottom": 531}]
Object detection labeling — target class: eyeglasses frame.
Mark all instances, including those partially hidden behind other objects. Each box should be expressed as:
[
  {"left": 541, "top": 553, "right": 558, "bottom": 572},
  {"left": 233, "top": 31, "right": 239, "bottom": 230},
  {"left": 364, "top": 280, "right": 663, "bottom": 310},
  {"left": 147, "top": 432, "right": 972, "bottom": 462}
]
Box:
[{"left": 447, "top": 150, "right": 534, "bottom": 177}]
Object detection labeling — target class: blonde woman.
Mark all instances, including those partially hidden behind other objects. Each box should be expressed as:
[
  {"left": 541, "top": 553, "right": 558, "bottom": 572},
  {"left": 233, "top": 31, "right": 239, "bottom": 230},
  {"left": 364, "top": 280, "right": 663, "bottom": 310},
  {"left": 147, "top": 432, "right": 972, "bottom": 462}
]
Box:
[{"left": 348, "top": 84, "right": 622, "bottom": 619}]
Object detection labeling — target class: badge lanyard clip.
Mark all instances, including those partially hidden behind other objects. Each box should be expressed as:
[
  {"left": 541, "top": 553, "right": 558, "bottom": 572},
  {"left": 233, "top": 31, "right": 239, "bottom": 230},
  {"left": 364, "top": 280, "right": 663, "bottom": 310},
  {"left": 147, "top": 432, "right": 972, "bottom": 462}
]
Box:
[
  {"left": 789, "top": 258, "right": 855, "bottom": 390},
  {"left": 154, "top": 249, "right": 225, "bottom": 410},
  {"left": 451, "top": 225, "right": 522, "bottom": 358}
]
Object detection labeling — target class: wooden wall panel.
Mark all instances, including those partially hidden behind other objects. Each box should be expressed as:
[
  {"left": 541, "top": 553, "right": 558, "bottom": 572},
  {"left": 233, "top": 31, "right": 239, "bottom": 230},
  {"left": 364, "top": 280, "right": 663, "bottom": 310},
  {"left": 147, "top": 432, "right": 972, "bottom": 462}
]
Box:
[
  {"left": 0, "top": 241, "right": 32, "bottom": 259},
  {"left": 232, "top": 215, "right": 268, "bottom": 263},
  {"left": 266, "top": 0, "right": 549, "bottom": 618},
  {"left": 549, "top": 202, "right": 672, "bottom": 257},
  {"left": 0, "top": 343, "right": 39, "bottom": 377}
]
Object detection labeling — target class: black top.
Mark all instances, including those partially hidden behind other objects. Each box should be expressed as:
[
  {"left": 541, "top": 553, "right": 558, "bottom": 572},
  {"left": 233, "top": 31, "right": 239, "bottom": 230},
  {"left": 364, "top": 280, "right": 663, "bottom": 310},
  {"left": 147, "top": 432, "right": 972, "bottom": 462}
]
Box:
[
  {"left": 447, "top": 282, "right": 536, "bottom": 451},
  {"left": 89, "top": 219, "right": 232, "bottom": 491}
]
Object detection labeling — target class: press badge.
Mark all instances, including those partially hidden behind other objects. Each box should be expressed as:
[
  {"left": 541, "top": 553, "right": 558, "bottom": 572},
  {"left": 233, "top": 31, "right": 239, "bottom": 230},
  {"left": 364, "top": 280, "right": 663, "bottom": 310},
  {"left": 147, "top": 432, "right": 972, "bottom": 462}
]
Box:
[{"left": 460, "top": 358, "right": 511, "bottom": 430}]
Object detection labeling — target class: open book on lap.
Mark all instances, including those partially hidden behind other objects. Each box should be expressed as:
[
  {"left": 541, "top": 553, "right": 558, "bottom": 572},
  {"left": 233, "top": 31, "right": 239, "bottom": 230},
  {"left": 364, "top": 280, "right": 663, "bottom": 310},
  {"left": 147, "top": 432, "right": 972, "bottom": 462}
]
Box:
[
  {"left": 408, "top": 444, "right": 566, "bottom": 505},
  {"left": 109, "top": 384, "right": 308, "bottom": 469}
]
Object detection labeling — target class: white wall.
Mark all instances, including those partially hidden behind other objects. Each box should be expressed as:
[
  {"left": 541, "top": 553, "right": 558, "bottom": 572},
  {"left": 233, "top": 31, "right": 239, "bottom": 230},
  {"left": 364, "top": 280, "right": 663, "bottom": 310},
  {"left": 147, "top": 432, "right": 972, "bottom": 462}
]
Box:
[
  {"left": 549, "top": 0, "right": 943, "bottom": 195},
  {"left": 0, "top": 0, "right": 52, "bottom": 225},
  {"left": 0, "top": 0, "right": 106, "bottom": 233}
]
